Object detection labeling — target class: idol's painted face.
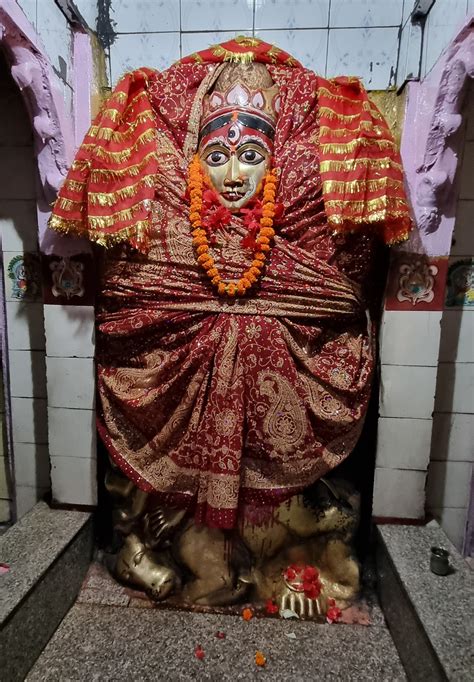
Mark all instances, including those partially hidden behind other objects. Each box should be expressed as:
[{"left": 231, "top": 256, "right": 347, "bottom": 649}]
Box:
[{"left": 198, "top": 116, "right": 273, "bottom": 211}]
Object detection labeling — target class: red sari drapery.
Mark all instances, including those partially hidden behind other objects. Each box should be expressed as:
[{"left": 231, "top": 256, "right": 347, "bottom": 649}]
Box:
[{"left": 49, "top": 39, "right": 411, "bottom": 528}]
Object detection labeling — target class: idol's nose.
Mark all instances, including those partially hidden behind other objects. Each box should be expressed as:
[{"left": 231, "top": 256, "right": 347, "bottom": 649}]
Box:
[{"left": 223, "top": 155, "right": 244, "bottom": 188}]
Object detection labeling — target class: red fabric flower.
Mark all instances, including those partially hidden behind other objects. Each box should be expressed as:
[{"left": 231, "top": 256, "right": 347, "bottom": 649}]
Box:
[
  {"left": 284, "top": 567, "right": 297, "bottom": 581},
  {"left": 303, "top": 581, "right": 321, "bottom": 600},
  {"left": 326, "top": 598, "right": 342, "bottom": 624},
  {"left": 265, "top": 598, "right": 279, "bottom": 615},
  {"left": 303, "top": 566, "right": 318, "bottom": 582}
]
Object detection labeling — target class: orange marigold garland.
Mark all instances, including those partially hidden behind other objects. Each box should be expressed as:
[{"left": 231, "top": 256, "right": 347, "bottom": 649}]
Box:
[{"left": 187, "top": 154, "right": 278, "bottom": 297}]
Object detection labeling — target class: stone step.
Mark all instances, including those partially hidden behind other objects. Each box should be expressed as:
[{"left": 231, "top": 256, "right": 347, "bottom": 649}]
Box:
[{"left": 0, "top": 501, "right": 93, "bottom": 681}]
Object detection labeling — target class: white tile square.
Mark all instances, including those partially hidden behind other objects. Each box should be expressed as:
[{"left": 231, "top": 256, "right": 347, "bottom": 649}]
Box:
[
  {"left": 380, "top": 310, "right": 442, "bottom": 367},
  {"left": 380, "top": 365, "right": 438, "bottom": 419},
  {"left": 110, "top": 32, "right": 180, "bottom": 85},
  {"left": 372, "top": 467, "right": 426, "bottom": 518},
  {"left": 438, "top": 311, "right": 474, "bottom": 364},
  {"left": 459, "top": 141, "right": 474, "bottom": 200},
  {"left": 44, "top": 305, "right": 95, "bottom": 358},
  {"left": 426, "top": 460, "right": 472, "bottom": 509},
  {"left": 430, "top": 506, "right": 468, "bottom": 552},
  {"left": 0, "top": 499, "right": 11, "bottom": 523},
  {"left": 433, "top": 363, "right": 474, "bottom": 414},
  {"left": 430, "top": 413, "right": 473, "bottom": 462},
  {"left": 181, "top": 0, "right": 254, "bottom": 31},
  {"left": 326, "top": 27, "right": 399, "bottom": 89},
  {"left": 0, "top": 148, "right": 36, "bottom": 200},
  {"left": 9, "top": 350, "right": 47, "bottom": 398},
  {"left": 46, "top": 357, "right": 95, "bottom": 409},
  {"left": 256, "top": 29, "right": 328, "bottom": 73},
  {"left": 6, "top": 302, "right": 45, "bottom": 351},
  {"left": 376, "top": 417, "right": 432, "bottom": 470},
  {"left": 396, "top": 19, "right": 422, "bottom": 87},
  {"left": 255, "top": 0, "right": 330, "bottom": 29},
  {"left": 330, "top": 0, "right": 404, "bottom": 27},
  {"left": 422, "top": 0, "right": 469, "bottom": 77},
  {"left": 451, "top": 201, "right": 474, "bottom": 256},
  {"left": 15, "top": 485, "right": 49, "bottom": 519},
  {"left": 71, "top": 0, "right": 97, "bottom": 30},
  {"left": 0, "top": 457, "right": 10, "bottom": 498},
  {"left": 51, "top": 455, "right": 97, "bottom": 506},
  {"left": 13, "top": 442, "right": 50, "bottom": 487},
  {"left": 181, "top": 31, "right": 252, "bottom": 57},
  {"left": 48, "top": 407, "right": 96, "bottom": 459},
  {"left": 11, "top": 397, "right": 48, "bottom": 444},
  {"left": 110, "top": 0, "right": 179, "bottom": 32},
  {"left": 0, "top": 200, "right": 38, "bottom": 252},
  {"left": 36, "top": 0, "right": 72, "bottom": 85}
]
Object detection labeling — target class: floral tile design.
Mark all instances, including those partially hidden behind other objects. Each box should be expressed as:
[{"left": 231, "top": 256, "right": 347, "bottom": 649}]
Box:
[
  {"left": 445, "top": 258, "right": 474, "bottom": 308},
  {"left": 384, "top": 252, "right": 448, "bottom": 311}
]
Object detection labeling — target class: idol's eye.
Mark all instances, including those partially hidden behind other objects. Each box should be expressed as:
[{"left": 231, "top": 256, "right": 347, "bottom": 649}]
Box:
[
  {"left": 239, "top": 148, "right": 265, "bottom": 165},
  {"left": 205, "top": 150, "right": 229, "bottom": 166}
]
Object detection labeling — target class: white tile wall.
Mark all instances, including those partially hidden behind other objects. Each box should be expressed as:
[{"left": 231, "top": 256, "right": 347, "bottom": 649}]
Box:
[
  {"left": 254, "top": 0, "right": 330, "bottom": 29},
  {"left": 46, "top": 357, "right": 95, "bottom": 409},
  {"left": 451, "top": 201, "right": 474, "bottom": 256},
  {"left": 181, "top": 0, "right": 254, "bottom": 32},
  {"left": 326, "top": 27, "right": 399, "bottom": 88},
  {"left": 5, "top": 302, "right": 45, "bottom": 351},
  {"left": 380, "top": 310, "right": 442, "bottom": 367},
  {"left": 430, "top": 413, "right": 473, "bottom": 462},
  {"left": 11, "top": 397, "right": 48, "bottom": 444},
  {"left": 36, "top": 0, "right": 73, "bottom": 86},
  {"left": 110, "top": 0, "right": 180, "bottom": 33},
  {"left": 379, "top": 365, "right": 438, "bottom": 419},
  {"left": 51, "top": 455, "right": 97, "bottom": 505},
  {"left": 15, "top": 484, "right": 49, "bottom": 518},
  {"left": 0, "top": 457, "right": 9, "bottom": 498},
  {"left": 329, "top": 0, "right": 404, "bottom": 27},
  {"left": 110, "top": 32, "right": 180, "bottom": 83},
  {"left": 422, "top": 0, "right": 470, "bottom": 76},
  {"left": 396, "top": 18, "right": 422, "bottom": 86},
  {"left": 17, "top": 0, "right": 37, "bottom": 28},
  {"left": 48, "top": 407, "right": 96, "bottom": 459},
  {"left": 8, "top": 350, "right": 47, "bottom": 398},
  {"left": 256, "top": 29, "right": 328, "bottom": 73},
  {"left": 433, "top": 363, "right": 474, "bottom": 414},
  {"left": 430, "top": 506, "right": 468, "bottom": 552},
  {"left": 44, "top": 305, "right": 95, "bottom": 358},
  {"left": 0, "top": 499, "right": 11, "bottom": 523},
  {"left": 438, "top": 311, "right": 474, "bottom": 364},
  {"left": 0, "top": 200, "right": 39, "bottom": 252},
  {"left": 181, "top": 30, "right": 252, "bottom": 57},
  {"left": 376, "top": 417, "right": 432, "bottom": 470},
  {"left": 373, "top": 467, "right": 426, "bottom": 518},
  {"left": 13, "top": 442, "right": 50, "bottom": 488},
  {"left": 426, "top": 460, "right": 472, "bottom": 508}
]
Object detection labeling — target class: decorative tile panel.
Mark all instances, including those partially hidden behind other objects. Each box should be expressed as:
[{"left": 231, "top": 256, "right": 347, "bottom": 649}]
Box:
[
  {"left": 384, "top": 252, "right": 449, "bottom": 311},
  {"left": 109, "top": 0, "right": 179, "bottom": 33},
  {"left": 329, "top": 0, "right": 404, "bottom": 28},
  {"left": 41, "top": 254, "right": 95, "bottom": 305},
  {"left": 181, "top": 31, "right": 252, "bottom": 57},
  {"left": 110, "top": 32, "right": 180, "bottom": 84},
  {"left": 445, "top": 258, "right": 474, "bottom": 308},
  {"left": 256, "top": 29, "right": 328, "bottom": 73},
  {"left": 4, "top": 252, "right": 41, "bottom": 302}
]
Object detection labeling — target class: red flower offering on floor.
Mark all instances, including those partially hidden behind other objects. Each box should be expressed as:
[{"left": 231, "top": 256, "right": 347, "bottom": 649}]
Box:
[
  {"left": 326, "top": 598, "right": 342, "bottom": 624},
  {"left": 265, "top": 598, "right": 279, "bottom": 615},
  {"left": 194, "top": 645, "right": 205, "bottom": 660}
]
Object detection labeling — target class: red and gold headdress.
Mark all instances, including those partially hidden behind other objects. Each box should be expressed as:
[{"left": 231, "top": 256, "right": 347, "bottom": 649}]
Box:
[{"left": 48, "top": 37, "right": 411, "bottom": 251}]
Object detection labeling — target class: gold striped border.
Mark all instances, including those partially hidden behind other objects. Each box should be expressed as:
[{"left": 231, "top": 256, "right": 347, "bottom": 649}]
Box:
[
  {"left": 325, "top": 195, "right": 408, "bottom": 212},
  {"left": 48, "top": 214, "right": 150, "bottom": 247},
  {"left": 100, "top": 91, "right": 150, "bottom": 123},
  {"left": 88, "top": 150, "right": 158, "bottom": 180},
  {"left": 88, "top": 174, "right": 156, "bottom": 206},
  {"left": 63, "top": 178, "right": 86, "bottom": 193},
  {"left": 319, "top": 122, "right": 384, "bottom": 138},
  {"left": 87, "top": 200, "right": 148, "bottom": 229},
  {"left": 81, "top": 129, "right": 156, "bottom": 163},
  {"left": 320, "top": 137, "right": 396, "bottom": 155},
  {"left": 320, "top": 157, "right": 403, "bottom": 173},
  {"left": 88, "top": 111, "right": 156, "bottom": 142},
  {"left": 324, "top": 177, "right": 404, "bottom": 194}
]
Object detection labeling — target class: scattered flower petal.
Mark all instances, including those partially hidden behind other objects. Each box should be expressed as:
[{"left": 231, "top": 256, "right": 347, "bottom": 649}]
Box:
[
  {"left": 0, "top": 563, "right": 10, "bottom": 575},
  {"left": 242, "top": 607, "right": 254, "bottom": 621},
  {"left": 255, "top": 651, "right": 266, "bottom": 667},
  {"left": 285, "top": 632, "right": 297, "bottom": 640},
  {"left": 326, "top": 598, "right": 342, "bottom": 624},
  {"left": 194, "top": 645, "right": 205, "bottom": 660},
  {"left": 215, "top": 631, "right": 226, "bottom": 639},
  {"left": 280, "top": 608, "right": 299, "bottom": 619}
]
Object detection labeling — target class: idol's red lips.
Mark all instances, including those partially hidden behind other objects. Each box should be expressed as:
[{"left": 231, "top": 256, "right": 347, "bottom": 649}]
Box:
[{"left": 221, "top": 191, "right": 244, "bottom": 201}]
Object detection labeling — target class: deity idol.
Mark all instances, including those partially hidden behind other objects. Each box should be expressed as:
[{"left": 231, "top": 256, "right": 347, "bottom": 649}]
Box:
[{"left": 49, "top": 38, "right": 411, "bottom": 617}]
